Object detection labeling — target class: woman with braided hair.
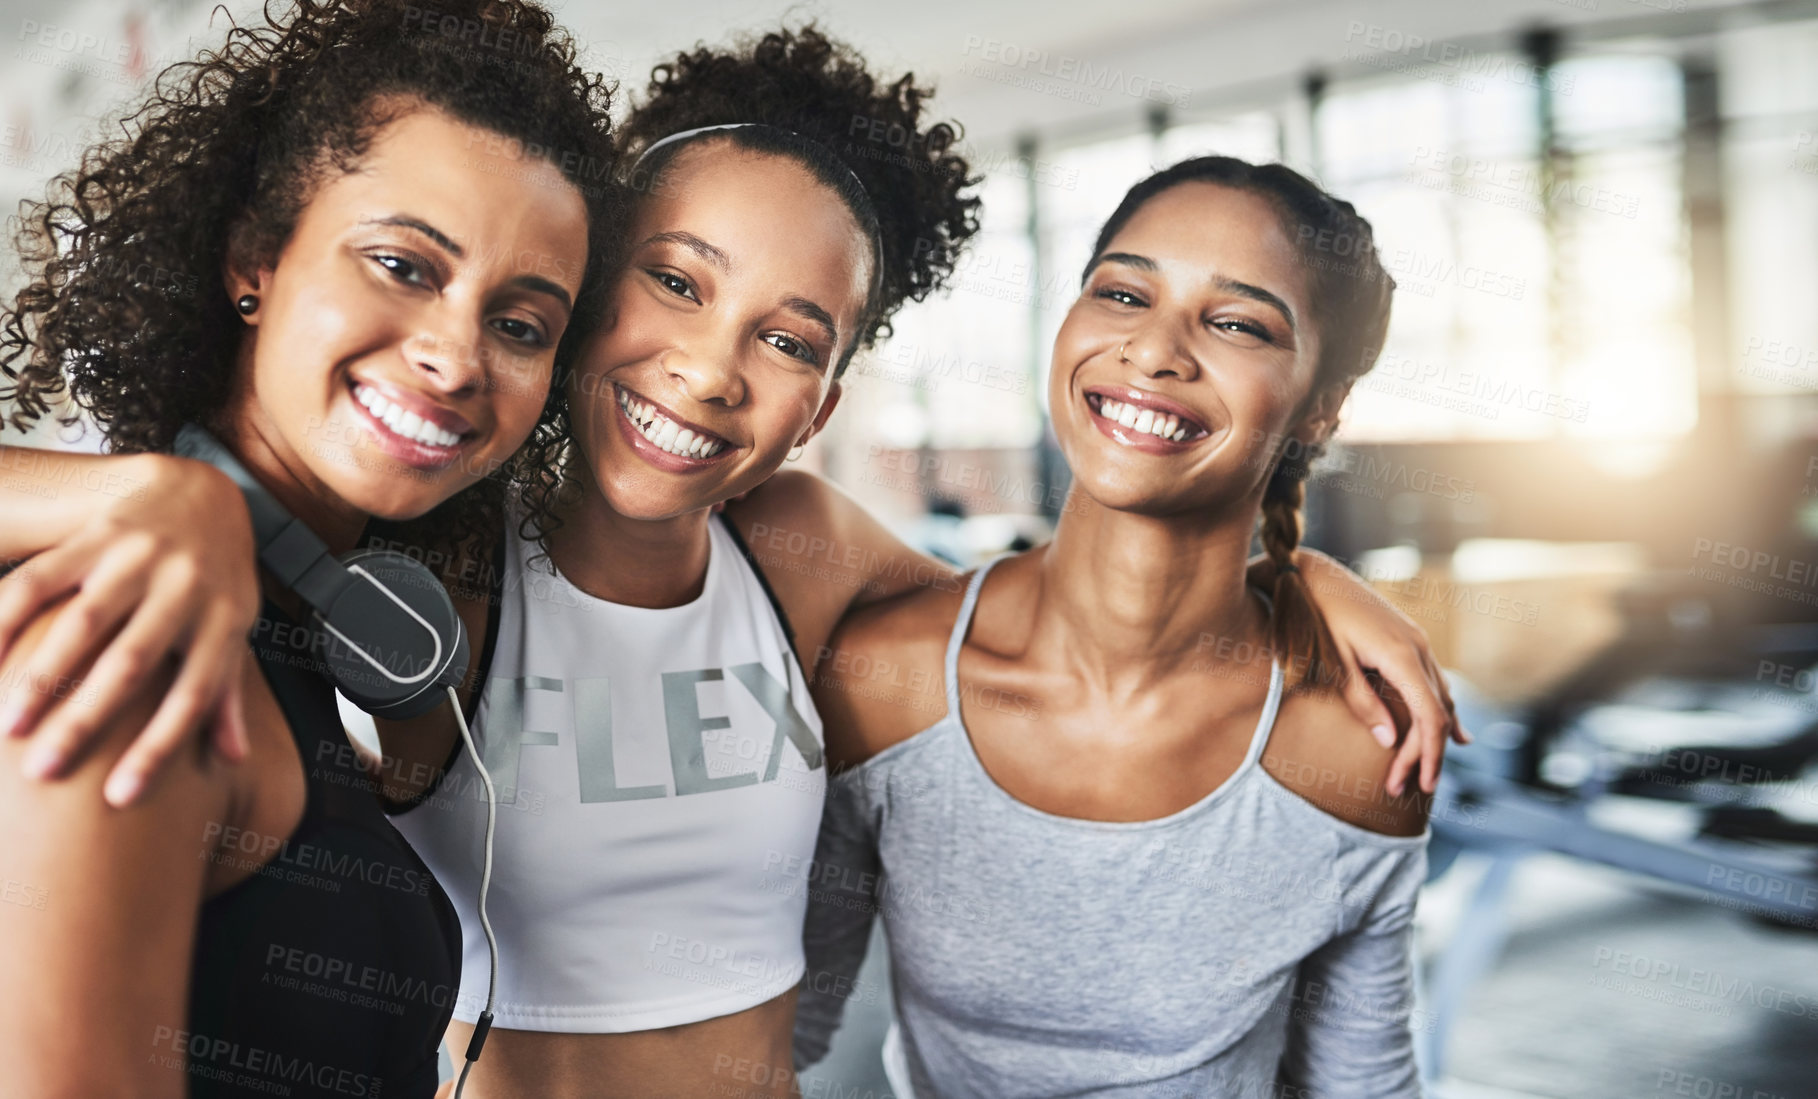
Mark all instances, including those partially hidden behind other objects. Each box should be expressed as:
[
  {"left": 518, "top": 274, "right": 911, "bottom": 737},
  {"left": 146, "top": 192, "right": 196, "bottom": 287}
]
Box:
[{"left": 797, "top": 157, "right": 1432, "bottom": 1098}]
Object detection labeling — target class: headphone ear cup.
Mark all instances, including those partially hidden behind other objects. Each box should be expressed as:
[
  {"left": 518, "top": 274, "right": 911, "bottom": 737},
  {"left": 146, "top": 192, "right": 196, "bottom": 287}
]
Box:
[{"left": 316, "top": 549, "right": 471, "bottom": 720}]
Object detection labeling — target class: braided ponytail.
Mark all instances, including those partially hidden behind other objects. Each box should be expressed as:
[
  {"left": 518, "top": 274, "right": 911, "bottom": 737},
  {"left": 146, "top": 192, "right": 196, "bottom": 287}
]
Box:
[
  {"left": 1087, "top": 156, "right": 1396, "bottom": 692},
  {"left": 1261, "top": 439, "right": 1345, "bottom": 692}
]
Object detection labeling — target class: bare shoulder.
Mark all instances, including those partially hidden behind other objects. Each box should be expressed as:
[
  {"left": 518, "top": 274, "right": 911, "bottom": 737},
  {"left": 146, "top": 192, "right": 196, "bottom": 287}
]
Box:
[
  {"left": 726, "top": 470, "right": 861, "bottom": 581},
  {"left": 1262, "top": 680, "right": 1429, "bottom": 838},
  {"left": 727, "top": 468, "right": 842, "bottom": 533},
  {"left": 810, "top": 577, "right": 968, "bottom": 771},
  {"left": 0, "top": 597, "right": 235, "bottom": 1091},
  {"left": 726, "top": 471, "right": 869, "bottom": 655},
  {"left": 727, "top": 472, "right": 956, "bottom": 630}
]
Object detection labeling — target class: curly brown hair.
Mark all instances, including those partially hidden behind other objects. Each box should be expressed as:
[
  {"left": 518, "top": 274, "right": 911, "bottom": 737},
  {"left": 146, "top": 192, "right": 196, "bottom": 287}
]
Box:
[
  {"left": 361, "top": 25, "right": 986, "bottom": 575},
  {"left": 618, "top": 24, "right": 983, "bottom": 377},
  {"left": 0, "top": 0, "right": 622, "bottom": 563}
]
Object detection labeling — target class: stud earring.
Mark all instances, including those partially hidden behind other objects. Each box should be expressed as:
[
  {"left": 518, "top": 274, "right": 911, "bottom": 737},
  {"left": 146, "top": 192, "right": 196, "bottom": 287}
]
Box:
[{"left": 235, "top": 294, "right": 259, "bottom": 315}]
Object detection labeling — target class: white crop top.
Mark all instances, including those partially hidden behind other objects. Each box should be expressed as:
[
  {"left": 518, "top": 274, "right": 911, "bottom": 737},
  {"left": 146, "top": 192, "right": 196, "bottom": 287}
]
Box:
[{"left": 391, "top": 512, "right": 827, "bottom": 1032}]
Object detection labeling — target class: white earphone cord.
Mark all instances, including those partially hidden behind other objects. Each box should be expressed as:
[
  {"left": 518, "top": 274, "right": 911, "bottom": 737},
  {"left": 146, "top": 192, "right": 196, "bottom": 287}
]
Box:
[{"left": 446, "top": 685, "right": 498, "bottom": 1099}]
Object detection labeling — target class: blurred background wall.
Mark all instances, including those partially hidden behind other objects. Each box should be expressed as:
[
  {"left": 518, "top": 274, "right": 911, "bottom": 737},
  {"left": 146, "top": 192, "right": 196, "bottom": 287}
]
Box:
[{"left": 6, "top": 0, "right": 1818, "bottom": 1095}]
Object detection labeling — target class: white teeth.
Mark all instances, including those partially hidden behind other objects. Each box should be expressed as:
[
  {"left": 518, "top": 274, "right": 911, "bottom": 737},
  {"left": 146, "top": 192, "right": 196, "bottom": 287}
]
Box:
[
  {"left": 1093, "top": 395, "right": 1199, "bottom": 444},
  {"left": 616, "top": 386, "right": 726, "bottom": 459},
  {"left": 353, "top": 384, "right": 461, "bottom": 448}
]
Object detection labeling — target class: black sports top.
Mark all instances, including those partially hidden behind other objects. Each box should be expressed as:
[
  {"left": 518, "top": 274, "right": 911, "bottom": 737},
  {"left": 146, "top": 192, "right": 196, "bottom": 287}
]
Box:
[{"left": 181, "top": 598, "right": 461, "bottom": 1098}]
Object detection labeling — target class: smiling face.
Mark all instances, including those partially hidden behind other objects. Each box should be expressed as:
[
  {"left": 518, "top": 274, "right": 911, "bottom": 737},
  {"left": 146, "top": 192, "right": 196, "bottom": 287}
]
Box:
[
  {"left": 1051, "top": 181, "right": 1334, "bottom": 519},
  {"left": 220, "top": 103, "right": 589, "bottom": 530},
  {"left": 565, "top": 139, "right": 871, "bottom": 521}
]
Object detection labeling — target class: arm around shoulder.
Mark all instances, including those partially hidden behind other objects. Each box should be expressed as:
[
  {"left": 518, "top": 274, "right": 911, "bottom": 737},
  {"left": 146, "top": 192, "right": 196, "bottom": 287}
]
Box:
[
  {"left": 728, "top": 470, "right": 959, "bottom": 620},
  {"left": 810, "top": 581, "right": 961, "bottom": 772},
  {"left": 1262, "top": 684, "right": 1431, "bottom": 838}
]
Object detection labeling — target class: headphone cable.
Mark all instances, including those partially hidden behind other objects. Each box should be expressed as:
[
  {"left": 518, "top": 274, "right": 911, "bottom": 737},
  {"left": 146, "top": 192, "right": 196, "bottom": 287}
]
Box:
[{"left": 446, "top": 685, "right": 498, "bottom": 1099}]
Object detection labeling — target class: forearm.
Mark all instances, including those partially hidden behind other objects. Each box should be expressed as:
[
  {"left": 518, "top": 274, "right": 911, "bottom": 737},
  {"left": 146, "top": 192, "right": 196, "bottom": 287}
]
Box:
[
  {"left": 793, "top": 779, "right": 884, "bottom": 1070},
  {"left": 0, "top": 446, "right": 162, "bottom": 560},
  {"left": 729, "top": 471, "right": 959, "bottom": 639},
  {"left": 808, "top": 477, "right": 956, "bottom": 611},
  {"left": 1278, "top": 854, "right": 1427, "bottom": 1096}
]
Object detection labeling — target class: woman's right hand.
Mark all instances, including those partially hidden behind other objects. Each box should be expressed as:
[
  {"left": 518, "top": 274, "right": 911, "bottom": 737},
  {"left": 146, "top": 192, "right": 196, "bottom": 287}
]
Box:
[{"left": 0, "top": 452, "right": 259, "bottom": 806}]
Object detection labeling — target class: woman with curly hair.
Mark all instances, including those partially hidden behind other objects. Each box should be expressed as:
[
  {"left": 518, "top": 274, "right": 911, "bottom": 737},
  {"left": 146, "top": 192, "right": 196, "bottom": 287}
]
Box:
[
  {"left": 0, "top": 0, "right": 614, "bottom": 1092},
  {"left": 2, "top": 23, "right": 1460, "bottom": 1099},
  {"left": 380, "top": 30, "right": 997, "bottom": 1096}
]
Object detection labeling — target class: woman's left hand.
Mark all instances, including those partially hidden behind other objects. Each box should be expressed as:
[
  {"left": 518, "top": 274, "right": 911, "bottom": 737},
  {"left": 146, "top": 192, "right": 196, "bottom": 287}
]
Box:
[
  {"left": 0, "top": 452, "right": 257, "bottom": 805},
  {"left": 1291, "top": 548, "right": 1470, "bottom": 797}
]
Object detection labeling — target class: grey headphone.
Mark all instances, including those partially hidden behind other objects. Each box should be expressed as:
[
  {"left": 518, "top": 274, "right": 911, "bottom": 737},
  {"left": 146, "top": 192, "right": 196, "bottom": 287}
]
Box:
[
  {"left": 174, "top": 423, "right": 471, "bottom": 719},
  {"left": 175, "top": 422, "right": 500, "bottom": 1088}
]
